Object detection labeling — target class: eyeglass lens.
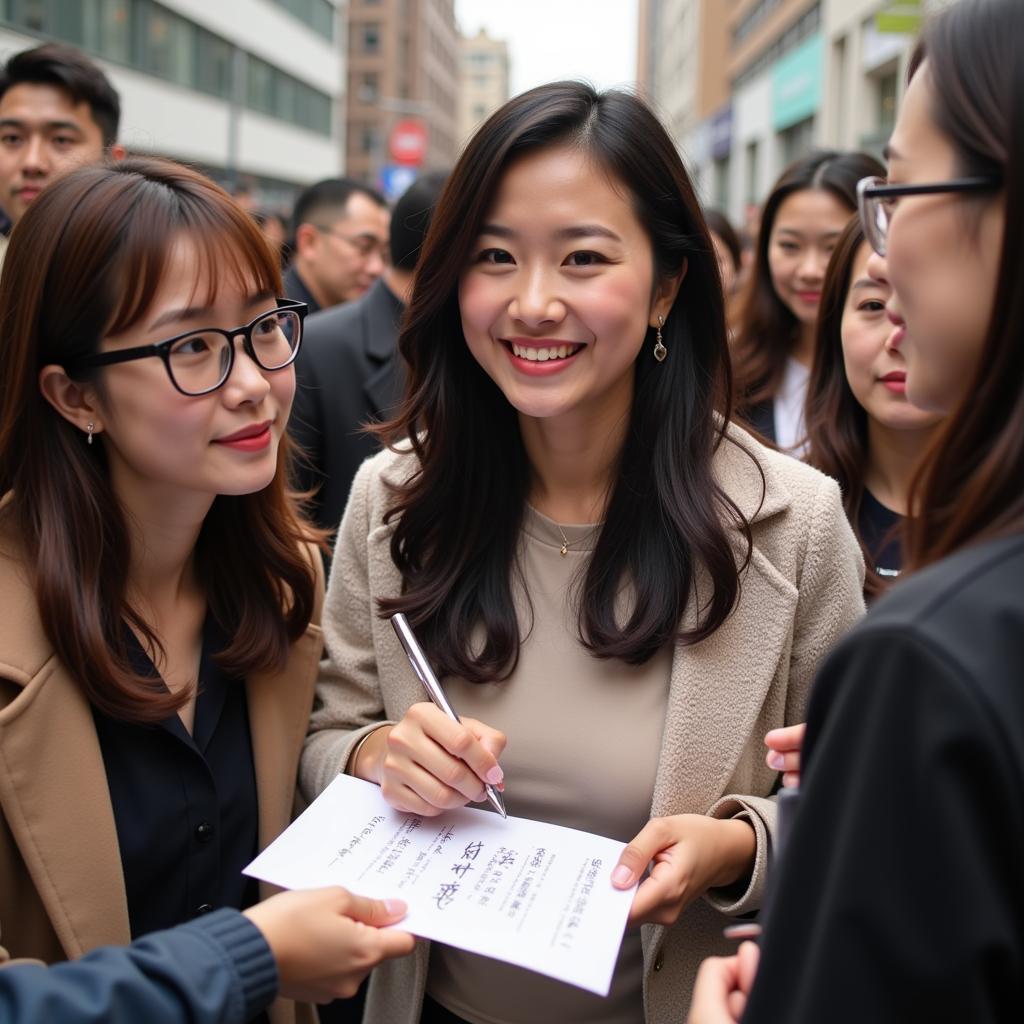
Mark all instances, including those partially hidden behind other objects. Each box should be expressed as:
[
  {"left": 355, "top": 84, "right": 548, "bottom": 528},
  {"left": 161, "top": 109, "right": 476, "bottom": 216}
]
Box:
[{"left": 167, "top": 308, "right": 301, "bottom": 395}]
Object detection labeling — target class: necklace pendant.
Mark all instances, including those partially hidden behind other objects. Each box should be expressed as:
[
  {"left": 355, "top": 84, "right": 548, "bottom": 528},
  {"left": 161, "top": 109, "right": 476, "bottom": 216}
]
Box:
[{"left": 560, "top": 543, "right": 568, "bottom": 556}]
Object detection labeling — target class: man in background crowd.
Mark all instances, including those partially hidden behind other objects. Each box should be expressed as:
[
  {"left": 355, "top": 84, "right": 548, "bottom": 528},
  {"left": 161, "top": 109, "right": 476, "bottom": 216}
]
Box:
[
  {"left": 290, "top": 171, "right": 447, "bottom": 543},
  {"left": 283, "top": 177, "right": 390, "bottom": 316},
  {"left": 0, "top": 43, "right": 122, "bottom": 271}
]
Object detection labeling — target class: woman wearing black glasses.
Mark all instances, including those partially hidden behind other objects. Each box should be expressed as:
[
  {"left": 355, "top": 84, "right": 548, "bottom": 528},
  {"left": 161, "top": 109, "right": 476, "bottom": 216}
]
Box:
[
  {"left": 690, "top": 1, "right": 1022, "bottom": 1021},
  {"left": 0, "top": 158, "right": 413, "bottom": 1022}
]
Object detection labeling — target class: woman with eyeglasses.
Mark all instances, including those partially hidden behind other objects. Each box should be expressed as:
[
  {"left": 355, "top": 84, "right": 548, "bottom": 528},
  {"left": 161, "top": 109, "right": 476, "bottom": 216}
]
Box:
[
  {"left": 731, "top": 150, "right": 884, "bottom": 454},
  {"left": 690, "top": 1, "right": 1023, "bottom": 1021},
  {"left": 0, "top": 157, "right": 413, "bottom": 1022}
]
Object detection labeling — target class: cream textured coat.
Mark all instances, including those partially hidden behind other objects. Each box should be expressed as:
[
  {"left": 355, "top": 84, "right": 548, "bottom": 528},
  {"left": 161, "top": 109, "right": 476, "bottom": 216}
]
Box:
[
  {"left": 0, "top": 529, "right": 324, "bottom": 1024},
  {"left": 302, "top": 423, "right": 866, "bottom": 1023}
]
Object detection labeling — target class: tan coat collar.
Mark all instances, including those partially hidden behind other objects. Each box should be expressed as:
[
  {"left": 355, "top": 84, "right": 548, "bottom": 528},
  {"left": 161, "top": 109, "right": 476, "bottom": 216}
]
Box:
[{"left": 0, "top": 536, "right": 324, "bottom": 960}]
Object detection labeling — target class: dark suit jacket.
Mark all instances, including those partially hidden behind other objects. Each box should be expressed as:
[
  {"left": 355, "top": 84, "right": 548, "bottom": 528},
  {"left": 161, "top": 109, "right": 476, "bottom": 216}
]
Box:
[
  {"left": 282, "top": 265, "right": 321, "bottom": 317},
  {"left": 746, "top": 533, "right": 1024, "bottom": 1023},
  {"left": 289, "top": 277, "right": 406, "bottom": 538}
]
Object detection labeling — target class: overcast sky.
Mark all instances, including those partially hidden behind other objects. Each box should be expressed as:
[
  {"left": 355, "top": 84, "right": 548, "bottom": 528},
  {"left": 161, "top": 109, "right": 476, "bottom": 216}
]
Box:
[{"left": 454, "top": 0, "right": 640, "bottom": 97}]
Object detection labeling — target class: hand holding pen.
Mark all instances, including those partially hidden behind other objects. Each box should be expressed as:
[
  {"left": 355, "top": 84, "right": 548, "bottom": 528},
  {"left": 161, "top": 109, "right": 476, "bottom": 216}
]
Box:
[{"left": 348, "top": 614, "right": 507, "bottom": 818}]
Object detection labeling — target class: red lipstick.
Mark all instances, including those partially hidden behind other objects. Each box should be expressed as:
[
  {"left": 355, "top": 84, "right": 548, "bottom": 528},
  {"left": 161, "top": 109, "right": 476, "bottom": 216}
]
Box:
[{"left": 213, "top": 420, "right": 273, "bottom": 452}]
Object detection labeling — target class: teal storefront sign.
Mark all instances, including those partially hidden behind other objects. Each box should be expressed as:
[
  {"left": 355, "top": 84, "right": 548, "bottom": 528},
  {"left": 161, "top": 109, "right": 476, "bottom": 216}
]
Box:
[{"left": 772, "top": 34, "right": 824, "bottom": 131}]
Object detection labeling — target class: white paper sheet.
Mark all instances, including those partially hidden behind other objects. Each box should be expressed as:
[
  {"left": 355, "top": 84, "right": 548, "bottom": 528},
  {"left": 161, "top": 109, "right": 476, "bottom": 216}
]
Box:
[{"left": 244, "top": 774, "right": 637, "bottom": 995}]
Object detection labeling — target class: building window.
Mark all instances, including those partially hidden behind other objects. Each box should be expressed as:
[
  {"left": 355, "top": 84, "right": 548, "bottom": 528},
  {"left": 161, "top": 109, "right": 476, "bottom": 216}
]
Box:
[
  {"left": 744, "top": 140, "right": 760, "bottom": 207},
  {"left": 268, "top": 0, "right": 334, "bottom": 41},
  {"left": 779, "top": 116, "right": 815, "bottom": 166},
  {"left": 362, "top": 22, "right": 381, "bottom": 54},
  {"left": 138, "top": 3, "right": 195, "bottom": 88},
  {"left": 359, "top": 71, "right": 379, "bottom": 102}
]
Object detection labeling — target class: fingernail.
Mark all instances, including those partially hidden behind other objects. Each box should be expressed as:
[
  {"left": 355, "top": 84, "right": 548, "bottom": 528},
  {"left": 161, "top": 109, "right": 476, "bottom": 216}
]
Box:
[
  {"left": 611, "top": 865, "right": 633, "bottom": 886},
  {"left": 384, "top": 899, "right": 406, "bottom": 915},
  {"left": 485, "top": 765, "right": 504, "bottom": 785},
  {"left": 767, "top": 752, "right": 784, "bottom": 770}
]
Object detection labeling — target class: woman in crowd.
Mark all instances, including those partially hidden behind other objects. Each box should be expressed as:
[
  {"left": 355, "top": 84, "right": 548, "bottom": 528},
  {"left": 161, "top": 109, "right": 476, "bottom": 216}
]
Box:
[
  {"left": 804, "top": 217, "right": 943, "bottom": 596},
  {"left": 692, "top": 0, "right": 1024, "bottom": 1019},
  {"left": 302, "top": 81, "right": 864, "bottom": 1024},
  {"left": 0, "top": 157, "right": 412, "bottom": 1023},
  {"left": 732, "top": 149, "right": 883, "bottom": 452}
]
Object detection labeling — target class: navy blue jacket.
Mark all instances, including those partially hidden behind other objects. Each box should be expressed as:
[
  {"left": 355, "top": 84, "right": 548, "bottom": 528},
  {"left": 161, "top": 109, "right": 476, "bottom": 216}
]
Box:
[{"left": 0, "top": 908, "right": 276, "bottom": 1023}]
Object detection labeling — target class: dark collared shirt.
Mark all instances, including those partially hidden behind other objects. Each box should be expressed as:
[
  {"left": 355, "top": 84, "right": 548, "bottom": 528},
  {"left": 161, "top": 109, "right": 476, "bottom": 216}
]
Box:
[
  {"left": 283, "top": 264, "right": 321, "bottom": 316},
  {"left": 92, "top": 617, "right": 260, "bottom": 940}
]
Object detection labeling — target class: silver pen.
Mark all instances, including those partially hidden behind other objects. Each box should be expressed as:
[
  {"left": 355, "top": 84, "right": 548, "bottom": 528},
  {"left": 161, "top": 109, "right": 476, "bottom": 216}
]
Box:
[{"left": 390, "top": 612, "right": 507, "bottom": 818}]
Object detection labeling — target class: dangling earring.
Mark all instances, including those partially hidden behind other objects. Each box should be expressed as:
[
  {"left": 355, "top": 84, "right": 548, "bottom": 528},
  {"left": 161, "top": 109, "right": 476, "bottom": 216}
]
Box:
[
  {"left": 86, "top": 421, "right": 95, "bottom": 445},
  {"left": 653, "top": 315, "right": 667, "bottom": 362}
]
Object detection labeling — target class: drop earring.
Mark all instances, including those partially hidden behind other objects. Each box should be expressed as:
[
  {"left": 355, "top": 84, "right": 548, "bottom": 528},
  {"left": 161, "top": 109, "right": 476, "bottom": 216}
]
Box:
[
  {"left": 86, "top": 421, "right": 94, "bottom": 445},
  {"left": 653, "top": 315, "right": 667, "bottom": 362}
]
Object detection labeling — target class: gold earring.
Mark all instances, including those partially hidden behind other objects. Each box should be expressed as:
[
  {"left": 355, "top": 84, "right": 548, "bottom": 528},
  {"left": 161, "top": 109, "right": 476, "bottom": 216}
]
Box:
[
  {"left": 86, "top": 421, "right": 94, "bottom": 445},
  {"left": 653, "top": 315, "right": 667, "bottom": 362}
]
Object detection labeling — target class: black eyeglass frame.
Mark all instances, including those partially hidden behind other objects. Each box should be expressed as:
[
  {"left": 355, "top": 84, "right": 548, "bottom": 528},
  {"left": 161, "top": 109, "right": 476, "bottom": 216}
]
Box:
[
  {"left": 857, "top": 175, "right": 1002, "bottom": 256},
  {"left": 69, "top": 298, "right": 308, "bottom": 397}
]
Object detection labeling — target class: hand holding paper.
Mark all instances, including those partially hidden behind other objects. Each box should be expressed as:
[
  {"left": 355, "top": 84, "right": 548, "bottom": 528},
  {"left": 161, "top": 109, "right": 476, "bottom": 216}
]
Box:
[{"left": 245, "top": 775, "right": 637, "bottom": 996}]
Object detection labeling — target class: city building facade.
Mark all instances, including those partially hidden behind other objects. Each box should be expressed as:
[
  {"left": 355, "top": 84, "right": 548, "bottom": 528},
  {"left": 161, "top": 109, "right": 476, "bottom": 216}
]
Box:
[
  {"left": 457, "top": 27, "right": 508, "bottom": 150},
  {"left": 345, "top": 0, "right": 459, "bottom": 191},
  {"left": 0, "top": 0, "right": 346, "bottom": 207}
]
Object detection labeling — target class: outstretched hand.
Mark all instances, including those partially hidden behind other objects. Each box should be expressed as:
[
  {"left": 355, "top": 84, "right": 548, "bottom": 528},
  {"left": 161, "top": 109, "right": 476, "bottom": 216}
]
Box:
[
  {"left": 243, "top": 887, "right": 415, "bottom": 1003},
  {"left": 611, "top": 815, "right": 756, "bottom": 927}
]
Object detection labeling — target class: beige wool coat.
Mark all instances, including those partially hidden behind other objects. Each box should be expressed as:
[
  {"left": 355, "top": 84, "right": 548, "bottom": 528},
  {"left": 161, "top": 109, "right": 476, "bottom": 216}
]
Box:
[
  {"left": 0, "top": 528, "right": 325, "bottom": 1024},
  {"left": 301, "top": 422, "right": 866, "bottom": 1024}
]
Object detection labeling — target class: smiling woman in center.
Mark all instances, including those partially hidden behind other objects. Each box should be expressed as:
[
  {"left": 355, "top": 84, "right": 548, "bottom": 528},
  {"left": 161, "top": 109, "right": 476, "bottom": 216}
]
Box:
[{"left": 302, "top": 80, "right": 866, "bottom": 1024}]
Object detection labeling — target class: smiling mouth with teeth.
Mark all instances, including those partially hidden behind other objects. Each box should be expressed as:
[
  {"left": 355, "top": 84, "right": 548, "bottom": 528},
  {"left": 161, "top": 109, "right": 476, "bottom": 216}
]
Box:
[{"left": 507, "top": 341, "right": 584, "bottom": 362}]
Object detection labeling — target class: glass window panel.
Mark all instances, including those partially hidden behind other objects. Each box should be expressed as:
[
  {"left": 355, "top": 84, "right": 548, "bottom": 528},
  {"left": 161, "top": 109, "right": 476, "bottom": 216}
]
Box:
[
  {"left": 51, "top": 0, "right": 86, "bottom": 44},
  {"left": 139, "top": 3, "right": 195, "bottom": 88},
  {"left": 196, "top": 29, "right": 232, "bottom": 99},
  {"left": 82, "top": 0, "right": 131, "bottom": 63},
  {"left": 246, "top": 55, "right": 276, "bottom": 116},
  {"left": 10, "top": 0, "right": 47, "bottom": 32},
  {"left": 275, "top": 70, "right": 297, "bottom": 121}
]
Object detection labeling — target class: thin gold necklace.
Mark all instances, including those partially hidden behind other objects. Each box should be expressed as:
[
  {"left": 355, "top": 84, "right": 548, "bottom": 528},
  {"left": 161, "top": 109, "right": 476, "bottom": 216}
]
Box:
[{"left": 556, "top": 523, "right": 571, "bottom": 557}]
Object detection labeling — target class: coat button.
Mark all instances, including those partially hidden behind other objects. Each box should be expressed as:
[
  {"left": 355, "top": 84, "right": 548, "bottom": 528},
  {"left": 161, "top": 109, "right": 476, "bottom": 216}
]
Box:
[
  {"left": 195, "top": 822, "right": 215, "bottom": 843},
  {"left": 196, "top": 903, "right": 215, "bottom": 915},
  {"left": 653, "top": 953, "right": 665, "bottom": 972}
]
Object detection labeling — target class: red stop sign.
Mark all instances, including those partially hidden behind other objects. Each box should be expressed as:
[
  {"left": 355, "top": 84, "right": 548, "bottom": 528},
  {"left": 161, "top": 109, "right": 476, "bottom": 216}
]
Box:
[{"left": 389, "top": 118, "right": 428, "bottom": 166}]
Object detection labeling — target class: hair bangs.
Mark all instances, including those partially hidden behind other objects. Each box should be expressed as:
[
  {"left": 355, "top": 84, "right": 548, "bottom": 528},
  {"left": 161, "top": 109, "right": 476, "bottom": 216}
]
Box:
[{"left": 103, "top": 176, "right": 281, "bottom": 340}]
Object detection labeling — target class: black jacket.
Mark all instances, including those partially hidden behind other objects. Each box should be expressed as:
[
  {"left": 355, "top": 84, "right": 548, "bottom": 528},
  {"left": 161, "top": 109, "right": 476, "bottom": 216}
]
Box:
[
  {"left": 289, "top": 278, "right": 405, "bottom": 538},
  {"left": 746, "top": 533, "right": 1024, "bottom": 1022}
]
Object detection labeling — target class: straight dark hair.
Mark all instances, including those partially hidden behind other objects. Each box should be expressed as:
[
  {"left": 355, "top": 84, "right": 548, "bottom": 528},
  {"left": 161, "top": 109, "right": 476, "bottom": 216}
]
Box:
[
  {"left": 375, "top": 81, "right": 753, "bottom": 682},
  {"left": 733, "top": 149, "right": 884, "bottom": 411},
  {"left": 804, "top": 216, "right": 897, "bottom": 598},
  {"left": 0, "top": 157, "right": 320, "bottom": 724},
  {"left": 905, "top": 0, "right": 1024, "bottom": 566},
  {"left": 0, "top": 42, "right": 120, "bottom": 146}
]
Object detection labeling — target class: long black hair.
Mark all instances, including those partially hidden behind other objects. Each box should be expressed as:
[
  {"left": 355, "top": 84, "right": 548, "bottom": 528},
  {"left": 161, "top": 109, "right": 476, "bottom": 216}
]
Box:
[
  {"left": 905, "top": 0, "right": 1023, "bottom": 565},
  {"left": 376, "top": 81, "right": 752, "bottom": 682},
  {"left": 733, "top": 149, "right": 884, "bottom": 411}
]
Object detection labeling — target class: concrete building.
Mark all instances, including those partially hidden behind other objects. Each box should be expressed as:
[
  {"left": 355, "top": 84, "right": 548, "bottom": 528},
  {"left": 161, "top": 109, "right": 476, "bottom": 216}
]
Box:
[
  {"left": 822, "top": 0, "right": 934, "bottom": 158},
  {"left": 345, "top": 0, "right": 459, "bottom": 190},
  {"left": 635, "top": 1, "right": 733, "bottom": 202},
  {"left": 457, "top": 27, "right": 509, "bottom": 150},
  {"left": 0, "top": 0, "right": 346, "bottom": 208}
]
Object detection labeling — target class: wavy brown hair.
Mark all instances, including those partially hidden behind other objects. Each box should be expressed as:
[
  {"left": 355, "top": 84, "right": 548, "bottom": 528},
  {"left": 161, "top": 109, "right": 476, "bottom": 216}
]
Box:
[
  {"left": 0, "top": 157, "right": 320, "bottom": 724},
  {"left": 733, "top": 150, "right": 884, "bottom": 415},
  {"left": 374, "top": 81, "right": 755, "bottom": 683},
  {"left": 804, "top": 217, "right": 898, "bottom": 599},
  {"left": 904, "top": 0, "right": 1023, "bottom": 567}
]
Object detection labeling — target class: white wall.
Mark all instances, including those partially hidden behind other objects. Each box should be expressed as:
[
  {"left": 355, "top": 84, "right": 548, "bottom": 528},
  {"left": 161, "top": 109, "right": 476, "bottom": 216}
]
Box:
[{"left": 728, "top": 71, "right": 772, "bottom": 224}]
